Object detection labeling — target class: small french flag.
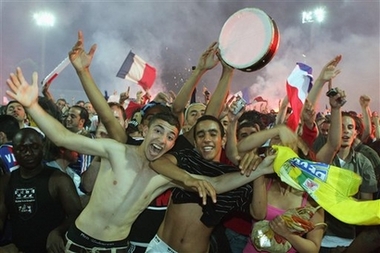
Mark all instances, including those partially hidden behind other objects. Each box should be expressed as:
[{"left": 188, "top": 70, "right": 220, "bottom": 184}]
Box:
[
  {"left": 116, "top": 51, "right": 156, "bottom": 91},
  {"left": 41, "top": 57, "right": 70, "bottom": 87},
  {"left": 286, "top": 62, "right": 313, "bottom": 132}
]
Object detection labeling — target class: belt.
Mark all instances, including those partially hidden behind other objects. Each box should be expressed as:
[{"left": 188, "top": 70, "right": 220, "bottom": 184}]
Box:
[{"left": 68, "top": 243, "right": 129, "bottom": 253}]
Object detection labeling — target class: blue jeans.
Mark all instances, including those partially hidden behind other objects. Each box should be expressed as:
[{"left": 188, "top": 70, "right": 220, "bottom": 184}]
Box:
[{"left": 225, "top": 228, "right": 248, "bottom": 253}]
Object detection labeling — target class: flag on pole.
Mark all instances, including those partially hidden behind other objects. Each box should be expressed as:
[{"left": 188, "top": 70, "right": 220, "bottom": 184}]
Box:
[
  {"left": 286, "top": 63, "right": 313, "bottom": 132},
  {"left": 116, "top": 51, "right": 156, "bottom": 91},
  {"left": 41, "top": 57, "right": 70, "bottom": 87}
]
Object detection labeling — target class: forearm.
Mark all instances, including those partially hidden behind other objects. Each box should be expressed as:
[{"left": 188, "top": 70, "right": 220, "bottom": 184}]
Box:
[
  {"left": 284, "top": 233, "right": 321, "bottom": 253},
  {"left": 237, "top": 127, "right": 281, "bottom": 153},
  {"left": 225, "top": 120, "right": 239, "bottom": 165},
  {"left": 276, "top": 96, "right": 289, "bottom": 125},
  {"left": 361, "top": 105, "right": 371, "bottom": 142},
  {"left": 326, "top": 107, "right": 341, "bottom": 151},
  {"left": 250, "top": 176, "right": 267, "bottom": 219},
  {"left": 77, "top": 69, "right": 126, "bottom": 143},
  {"left": 205, "top": 68, "right": 233, "bottom": 117},
  {"left": 207, "top": 163, "right": 269, "bottom": 194},
  {"left": 306, "top": 77, "right": 326, "bottom": 107},
  {"left": 172, "top": 69, "right": 205, "bottom": 115},
  {"left": 150, "top": 155, "right": 192, "bottom": 184}
]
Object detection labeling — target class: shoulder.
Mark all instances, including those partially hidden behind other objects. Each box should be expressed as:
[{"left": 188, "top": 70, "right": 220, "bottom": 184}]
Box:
[{"left": 48, "top": 167, "right": 74, "bottom": 186}]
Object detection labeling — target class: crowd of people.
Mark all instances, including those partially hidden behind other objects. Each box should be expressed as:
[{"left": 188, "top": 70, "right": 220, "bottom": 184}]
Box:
[{"left": 0, "top": 30, "right": 379, "bottom": 253}]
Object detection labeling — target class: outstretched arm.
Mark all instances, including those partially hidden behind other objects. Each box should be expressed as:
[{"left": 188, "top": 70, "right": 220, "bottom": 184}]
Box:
[
  {"left": 237, "top": 124, "right": 299, "bottom": 153},
  {"left": 70, "top": 31, "right": 126, "bottom": 143},
  {"left": 6, "top": 68, "right": 109, "bottom": 158},
  {"left": 151, "top": 152, "right": 274, "bottom": 190}
]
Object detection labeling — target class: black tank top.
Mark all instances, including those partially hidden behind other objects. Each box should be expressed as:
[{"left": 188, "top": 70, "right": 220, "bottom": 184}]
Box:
[{"left": 5, "top": 165, "right": 65, "bottom": 253}]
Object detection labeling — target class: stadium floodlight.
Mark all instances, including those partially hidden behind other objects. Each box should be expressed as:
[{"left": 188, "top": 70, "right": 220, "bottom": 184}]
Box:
[
  {"left": 302, "top": 7, "right": 326, "bottom": 24},
  {"left": 33, "top": 12, "right": 55, "bottom": 27}
]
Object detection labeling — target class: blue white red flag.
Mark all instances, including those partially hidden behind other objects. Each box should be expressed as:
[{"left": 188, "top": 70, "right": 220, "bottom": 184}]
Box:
[
  {"left": 116, "top": 51, "right": 156, "bottom": 91},
  {"left": 286, "top": 62, "right": 313, "bottom": 132}
]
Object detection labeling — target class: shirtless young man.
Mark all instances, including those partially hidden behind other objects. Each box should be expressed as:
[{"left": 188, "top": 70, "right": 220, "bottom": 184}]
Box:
[{"left": 6, "top": 68, "right": 217, "bottom": 251}]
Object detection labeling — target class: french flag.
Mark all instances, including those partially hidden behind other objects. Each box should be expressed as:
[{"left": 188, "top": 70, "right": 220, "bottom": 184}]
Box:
[
  {"left": 286, "top": 63, "right": 313, "bottom": 132},
  {"left": 116, "top": 51, "right": 156, "bottom": 91}
]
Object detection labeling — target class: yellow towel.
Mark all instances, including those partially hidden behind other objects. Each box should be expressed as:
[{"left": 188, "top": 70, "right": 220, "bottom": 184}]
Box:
[{"left": 272, "top": 145, "right": 380, "bottom": 225}]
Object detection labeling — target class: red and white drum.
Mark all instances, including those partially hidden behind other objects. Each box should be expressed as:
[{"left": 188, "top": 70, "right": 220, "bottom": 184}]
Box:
[{"left": 218, "top": 8, "right": 280, "bottom": 72}]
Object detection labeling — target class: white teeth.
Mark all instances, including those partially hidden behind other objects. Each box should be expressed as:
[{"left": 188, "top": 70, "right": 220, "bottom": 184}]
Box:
[
  {"left": 152, "top": 144, "right": 162, "bottom": 151},
  {"left": 204, "top": 147, "right": 212, "bottom": 151}
]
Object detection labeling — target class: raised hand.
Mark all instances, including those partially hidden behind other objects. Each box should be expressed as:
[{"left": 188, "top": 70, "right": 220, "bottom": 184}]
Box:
[
  {"left": 6, "top": 67, "right": 39, "bottom": 108},
  {"left": 359, "top": 95, "right": 371, "bottom": 108},
  {"left": 69, "top": 30, "right": 97, "bottom": 72},
  {"left": 329, "top": 87, "right": 347, "bottom": 109},
  {"left": 318, "top": 55, "right": 342, "bottom": 83},
  {"left": 196, "top": 42, "right": 219, "bottom": 71}
]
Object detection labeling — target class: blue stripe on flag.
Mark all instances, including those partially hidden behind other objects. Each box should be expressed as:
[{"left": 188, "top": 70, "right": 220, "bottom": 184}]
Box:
[{"left": 116, "top": 51, "right": 135, "bottom": 79}]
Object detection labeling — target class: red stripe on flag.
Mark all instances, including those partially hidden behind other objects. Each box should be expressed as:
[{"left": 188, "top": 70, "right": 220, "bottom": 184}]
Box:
[
  {"left": 286, "top": 63, "right": 313, "bottom": 132},
  {"left": 138, "top": 63, "right": 156, "bottom": 91}
]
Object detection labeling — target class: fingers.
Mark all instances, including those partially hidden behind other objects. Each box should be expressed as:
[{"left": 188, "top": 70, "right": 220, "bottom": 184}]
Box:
[
  {"left": 78, "top": 30, "right": 83, "bottom": 42},
  {"left": 197, "top": 181, "right": 217, "bottom": 205},
  {"left": 32, "top": 72, "right": 39, "bottom": 86},
  {"left": 246, "top": 158, "right": 262, "bottom": 177},
  {"left": 88, "top": 44, "right": 97, "bottom": 56}
]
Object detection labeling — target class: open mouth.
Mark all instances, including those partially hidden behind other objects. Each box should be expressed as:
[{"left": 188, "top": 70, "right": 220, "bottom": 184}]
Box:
[
  {"left": 150, "top": 143, "right": 163, "bottom": 155},
  {"left": 203, "top": 146, "right": 213, "bottom": 152}
]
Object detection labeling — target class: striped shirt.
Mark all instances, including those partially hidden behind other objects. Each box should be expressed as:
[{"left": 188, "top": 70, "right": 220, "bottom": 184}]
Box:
[{"left": 170, "top": 148, "right": 253, "bottom": 227}]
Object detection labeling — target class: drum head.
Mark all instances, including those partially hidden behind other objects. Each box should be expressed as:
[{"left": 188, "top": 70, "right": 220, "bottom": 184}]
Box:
[{"left": 219, "top": 8, "right": 280, "bottom": 72}]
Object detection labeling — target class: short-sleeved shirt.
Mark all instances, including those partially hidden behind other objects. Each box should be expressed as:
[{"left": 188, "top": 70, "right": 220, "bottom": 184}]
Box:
[{"left": 325, "top": 149, "right": 378, "bottom": 239}]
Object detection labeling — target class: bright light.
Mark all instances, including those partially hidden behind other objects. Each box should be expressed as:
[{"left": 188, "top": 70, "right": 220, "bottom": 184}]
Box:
[
  {"left": 302, "top": 11, "right": 313, "bottom": 23},
  {"left": 302, "top": 7, "right": 326, "bottom": 23},
  {"left": 33, "top": 12, "right": 55, "bottom": 27},
  {"left": 314, "top": 8, "right": 326, "bottom": 23}
]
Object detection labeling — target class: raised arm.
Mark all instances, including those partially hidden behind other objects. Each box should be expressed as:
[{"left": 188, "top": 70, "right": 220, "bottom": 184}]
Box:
[
  {"left": 184, "top": 52, "right": 234, "bottom": 144},
  {"left": 316, "top": 87, "right": 345, "bottom": 163},
  {"left": 6, "top": 68, "right": 110, "bottom": 158},
  {"left": 171, "top": 42, "right": 219, "bottom": 126},
  {"left": 204, "top": 52, "right": 234, "bottom": 118},
  {"left": 359, "top": 95, "right": 372, "bottom": 142},
  {"left": 275, "top": 96, "right": 289, "bottom": 125},
  {"left": 306, "top": 55, "right": 341, "bottom": 108},
  {"left": 69, "top": 31, "right": 127, "bottom": 143}
]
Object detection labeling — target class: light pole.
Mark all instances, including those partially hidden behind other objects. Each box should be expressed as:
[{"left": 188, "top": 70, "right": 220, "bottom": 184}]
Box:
[{"left": 33, "top": 12, "right": 55, "bottom": 79}]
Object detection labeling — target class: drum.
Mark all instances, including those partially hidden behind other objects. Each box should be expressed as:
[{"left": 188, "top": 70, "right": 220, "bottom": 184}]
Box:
[{"left": 218, "top": 8, "right": 280, "bottom": 72}]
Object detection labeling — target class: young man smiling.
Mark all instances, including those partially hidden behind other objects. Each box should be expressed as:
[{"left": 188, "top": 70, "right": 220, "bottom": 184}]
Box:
[
  {"left": 6, "top": 67, "right": 216, "bottom": 252},
  {"left": 148, "top": 115, "right": 275, "bottom": 253}
]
